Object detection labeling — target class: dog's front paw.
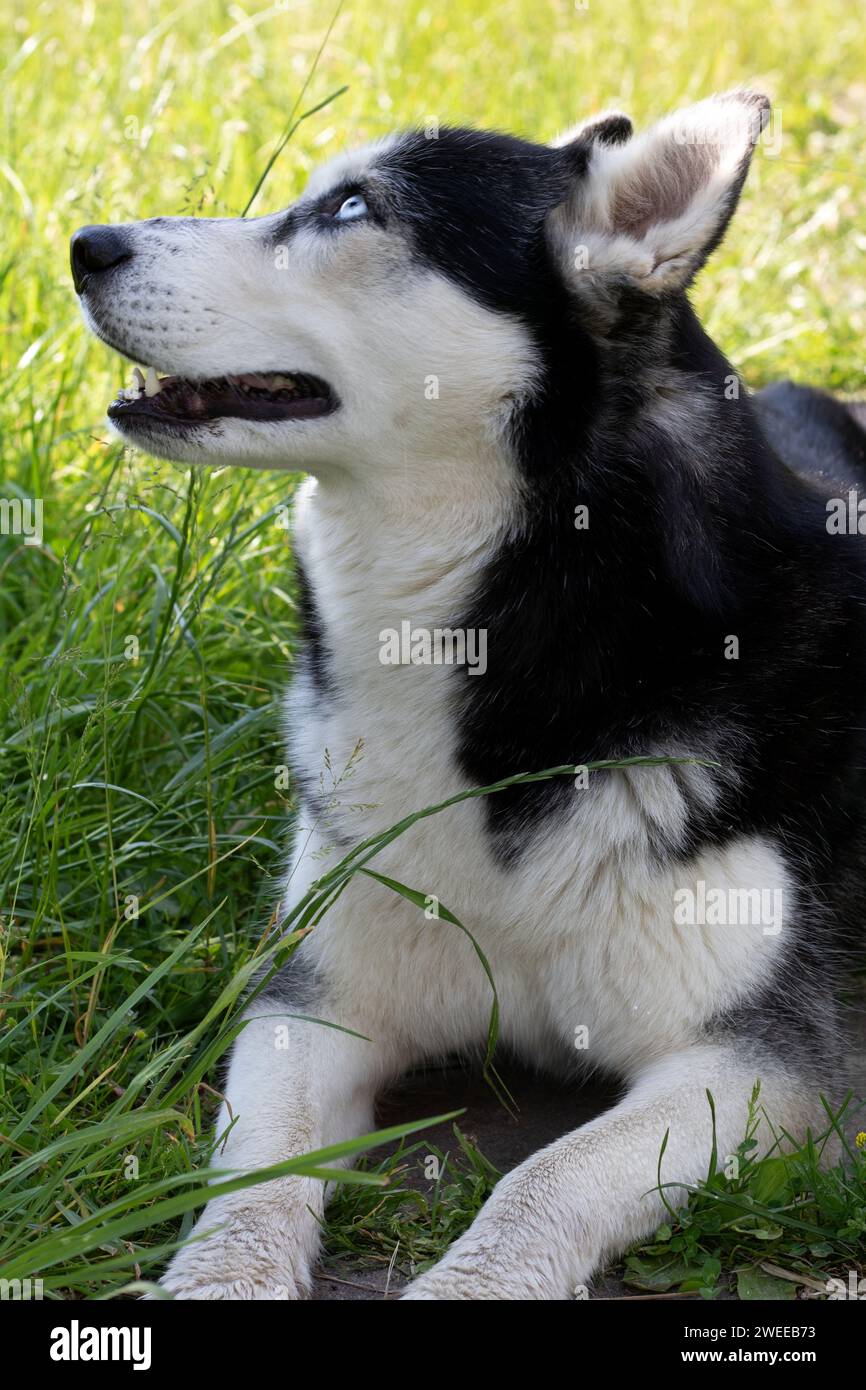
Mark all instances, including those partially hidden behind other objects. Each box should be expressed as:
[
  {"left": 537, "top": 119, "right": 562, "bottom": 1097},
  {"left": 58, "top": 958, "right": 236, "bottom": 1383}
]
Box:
[
  {"left": 401, "top": 1265, "right": 523, "bottom": 1300},
  {"left": 400, "top": 1223, "right": 539, "bottom": 1301},
  {"left": 156, "top": 1267, "right": 301, "bottom": 1301},
  {"left": 157, "top": 1202, "right": 315, "bottom": 1301},
  {"left": 401, "top": 1241, "right": 535, "bottom": 1300},
  {"left": 401, "top": 1167, "right": 591, "bottom": 1301}
]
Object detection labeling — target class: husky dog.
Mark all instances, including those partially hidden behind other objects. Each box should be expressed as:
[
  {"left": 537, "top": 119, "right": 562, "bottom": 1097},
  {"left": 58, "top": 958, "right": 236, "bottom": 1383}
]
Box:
[{"left": 72, "top": 91, "right": 866, "bottom": 1300}]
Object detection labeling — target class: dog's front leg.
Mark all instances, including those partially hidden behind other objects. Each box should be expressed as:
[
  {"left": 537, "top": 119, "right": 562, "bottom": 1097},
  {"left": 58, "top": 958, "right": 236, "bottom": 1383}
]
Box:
[
  {"left": 402, "top": 1043, "right": 825, "bottom": 1301},
  {"left": 159, "top": 994, "right": 395, "bottom": 1300}
]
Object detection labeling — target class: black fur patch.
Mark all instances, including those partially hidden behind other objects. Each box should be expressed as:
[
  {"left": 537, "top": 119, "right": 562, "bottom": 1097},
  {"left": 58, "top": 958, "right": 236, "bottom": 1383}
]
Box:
[
  {"left": 253, "top": 942, "right": 322, "bottom": 1012},
  {"left": 454, "top": 302, "right": 866, "bottom": 874},
  {"left": 379, "top": 128, "right": 574, "bottom": 320},
  {"left": 293, "top": 554, "right": 332, "bottom": 699}
]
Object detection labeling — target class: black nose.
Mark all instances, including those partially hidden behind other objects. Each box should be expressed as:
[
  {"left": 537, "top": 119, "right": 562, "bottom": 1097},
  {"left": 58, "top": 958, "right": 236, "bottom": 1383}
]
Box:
[{"left": 70, "top": 225, "right": 132, "bottom": 293}]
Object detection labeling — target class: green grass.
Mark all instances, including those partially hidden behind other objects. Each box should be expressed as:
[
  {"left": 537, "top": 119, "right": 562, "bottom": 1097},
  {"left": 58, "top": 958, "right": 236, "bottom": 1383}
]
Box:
[
  {"left": 611, "top": 1087, "right": 866, "bottom": 1301},
  {"left": 322, "top": 1127, "right": 502, "bottom": 1285},
  {"left": 1, "top": 0, "right": 865, "bottom": 1299}
]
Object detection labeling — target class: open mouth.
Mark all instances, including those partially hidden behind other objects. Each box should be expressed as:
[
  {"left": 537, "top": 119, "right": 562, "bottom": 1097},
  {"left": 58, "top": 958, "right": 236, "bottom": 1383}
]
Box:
[{"left": 107, "top": 368, "right": 337, "bottom": 426}]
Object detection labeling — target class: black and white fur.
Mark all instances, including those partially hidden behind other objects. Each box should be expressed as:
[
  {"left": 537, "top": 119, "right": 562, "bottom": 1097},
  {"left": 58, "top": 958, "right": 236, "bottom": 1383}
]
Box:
[{"left": 74, "top": 91, "right": 866, "bottom": 1299}]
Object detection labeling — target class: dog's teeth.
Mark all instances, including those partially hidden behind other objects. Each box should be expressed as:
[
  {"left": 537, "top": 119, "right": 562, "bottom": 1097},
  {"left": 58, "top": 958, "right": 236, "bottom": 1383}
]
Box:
[
  {"left": 133, "top": 367, "right": 145, "bottom": 394},
  {"left": 144, "top": 366, "right": 160, "bottom": 397}
]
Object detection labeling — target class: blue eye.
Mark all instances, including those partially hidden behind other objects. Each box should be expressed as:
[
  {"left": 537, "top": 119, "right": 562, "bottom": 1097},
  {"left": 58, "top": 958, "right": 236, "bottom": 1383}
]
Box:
[{"left": 334, "top": 194, "right": 368, "bottom": 222}]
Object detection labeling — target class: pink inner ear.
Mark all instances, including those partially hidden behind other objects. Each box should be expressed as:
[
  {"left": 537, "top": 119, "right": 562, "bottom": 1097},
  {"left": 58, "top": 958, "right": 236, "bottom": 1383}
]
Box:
[{"left": 611, "top": 142, "right": 716, "bottom": 239}]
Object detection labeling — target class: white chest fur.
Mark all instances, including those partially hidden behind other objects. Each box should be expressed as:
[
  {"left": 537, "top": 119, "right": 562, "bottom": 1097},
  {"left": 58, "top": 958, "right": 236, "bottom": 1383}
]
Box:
[{"left": 282, "top": 476, "right": 786, "bottom": 1080}]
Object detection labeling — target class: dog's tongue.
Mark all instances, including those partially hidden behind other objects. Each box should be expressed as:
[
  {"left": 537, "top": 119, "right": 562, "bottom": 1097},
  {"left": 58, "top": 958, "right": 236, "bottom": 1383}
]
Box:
[{"left": 163, "top": 380, "right": 207, "bottom": 417}]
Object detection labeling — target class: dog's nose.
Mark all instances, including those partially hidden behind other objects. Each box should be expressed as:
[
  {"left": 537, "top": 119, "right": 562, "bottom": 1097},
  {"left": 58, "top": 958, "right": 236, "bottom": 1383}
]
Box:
[{"left": 70, "top": 225, "right": 132, "bottom": 293}]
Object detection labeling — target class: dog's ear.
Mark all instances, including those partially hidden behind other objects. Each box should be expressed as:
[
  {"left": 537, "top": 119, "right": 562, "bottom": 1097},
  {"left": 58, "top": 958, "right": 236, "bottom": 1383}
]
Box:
[
  {"left": 549, "top": 90, "right": 770, "bottom": 298},
  {"left": 550, "top": 110, "right": 634, "bottom": 151}
]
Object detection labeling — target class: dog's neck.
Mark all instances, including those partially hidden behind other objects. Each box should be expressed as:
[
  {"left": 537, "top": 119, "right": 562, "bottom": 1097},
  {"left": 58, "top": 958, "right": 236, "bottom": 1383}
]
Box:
[{"left": 294, "top": 433, "right": 523, "bottom": 615}]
